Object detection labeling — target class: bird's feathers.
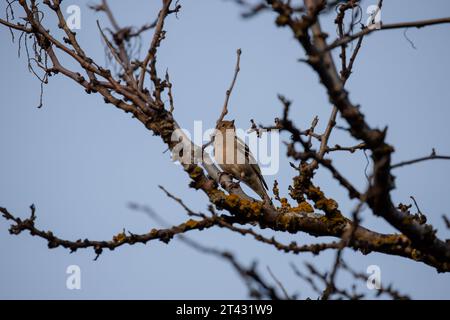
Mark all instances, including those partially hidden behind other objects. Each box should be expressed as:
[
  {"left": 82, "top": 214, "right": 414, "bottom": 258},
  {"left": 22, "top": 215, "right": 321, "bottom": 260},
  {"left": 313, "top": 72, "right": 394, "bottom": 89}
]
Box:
[{"left": 213, "top": 123, "right": 269, "bottom": 201}]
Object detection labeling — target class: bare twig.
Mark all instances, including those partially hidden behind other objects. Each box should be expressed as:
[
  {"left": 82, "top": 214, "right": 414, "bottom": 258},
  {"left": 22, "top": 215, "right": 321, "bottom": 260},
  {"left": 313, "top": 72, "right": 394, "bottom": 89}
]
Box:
[
  {"left": 180, "top": 237, "right": 282, "bottom": 299},
  {"left": 0, "top": 205, "right": 217, "bottom": 260},
  {"left": 391, "top": 149, "right": 450, "bottom": 169},
  {"left": 267, "top": 266, "right": 291, "bottom": 299},
  {"left": 216, "top": 48, "right": 242, "bottom": 126},
  {"left": 327, "top": 17, "right": 450, "bottom": 51}
]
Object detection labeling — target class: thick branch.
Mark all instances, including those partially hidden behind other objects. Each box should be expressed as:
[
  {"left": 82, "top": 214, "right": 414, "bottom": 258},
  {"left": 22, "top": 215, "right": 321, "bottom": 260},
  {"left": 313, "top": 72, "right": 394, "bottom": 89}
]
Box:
[{"left": 268, "top": 0, "right": 450, "bottom": 265}]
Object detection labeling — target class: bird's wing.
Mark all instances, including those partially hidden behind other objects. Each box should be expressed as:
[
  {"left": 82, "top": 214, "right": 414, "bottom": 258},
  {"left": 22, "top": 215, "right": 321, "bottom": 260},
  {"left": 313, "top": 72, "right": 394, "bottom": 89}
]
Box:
[
  {"left": 252, "top": 163, "right": 268, "bottom": 190},
  {"left": 235, "top": 136, "right": 258, "bottom": 165},
  {"left": 235, "top": 136, "right": 268, "bottom": 190}
]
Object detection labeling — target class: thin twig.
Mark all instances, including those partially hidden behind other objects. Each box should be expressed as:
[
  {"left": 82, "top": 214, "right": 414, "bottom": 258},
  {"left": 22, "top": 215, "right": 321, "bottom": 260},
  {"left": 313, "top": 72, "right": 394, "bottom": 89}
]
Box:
[
  {"left": 391, "top": 151, "right": 450, "bottom": 169},
  {"left": 216, "top": 48, "right": 242, "bottom": 126},
  {"left": 327, "top": 17, "right": 450, "bottom": 51}
]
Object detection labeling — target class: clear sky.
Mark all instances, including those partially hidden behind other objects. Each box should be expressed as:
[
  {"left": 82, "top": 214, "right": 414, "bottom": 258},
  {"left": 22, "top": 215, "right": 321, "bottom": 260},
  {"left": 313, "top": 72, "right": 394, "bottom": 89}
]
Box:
[{"left": 1, "top": 0, "right": 450, "bottom": 299}]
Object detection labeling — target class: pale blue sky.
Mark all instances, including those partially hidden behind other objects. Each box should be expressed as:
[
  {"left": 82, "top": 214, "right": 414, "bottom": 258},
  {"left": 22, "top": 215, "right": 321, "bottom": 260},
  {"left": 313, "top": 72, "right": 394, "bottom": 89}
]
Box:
[{"left": 1, "top": 0, "right": 450, "bottom": 299}]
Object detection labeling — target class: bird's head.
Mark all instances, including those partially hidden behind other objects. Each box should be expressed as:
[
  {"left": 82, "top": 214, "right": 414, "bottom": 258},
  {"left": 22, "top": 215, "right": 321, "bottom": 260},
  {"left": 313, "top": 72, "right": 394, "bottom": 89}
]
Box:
[{"left": 216, "top": 120, "right": 236, "bottom": 132}]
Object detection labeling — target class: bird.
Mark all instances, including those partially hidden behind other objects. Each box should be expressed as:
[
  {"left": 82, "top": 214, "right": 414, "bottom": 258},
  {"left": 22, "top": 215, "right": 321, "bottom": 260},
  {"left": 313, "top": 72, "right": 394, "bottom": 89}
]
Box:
[{"left": 213, "top": 120, "right": 271, "bottom": 203}]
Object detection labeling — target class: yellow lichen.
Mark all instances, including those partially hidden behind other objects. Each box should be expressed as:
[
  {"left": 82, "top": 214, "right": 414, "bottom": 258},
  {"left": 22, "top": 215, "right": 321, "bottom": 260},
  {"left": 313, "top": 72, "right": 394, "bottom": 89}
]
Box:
[
  {"left": 292, "top": 201, "right": 314, "bottom": 213},
  {"left": 149, "top": 228, "right": 159, "bottom": 237},
  {"left": 304, "top": 184, "right": 341, "bottom": 216},
  {"left": 315, "top": 198, "right": 338, "bottom": 212},
  {"left": 411, "top": 248, "right": 422, "bottom": 261},
  {"left": 249, "top": 202, "right": 263, "bottom": 215},
  {"left": 185, "top": 219, "right": 198, "bottom": 229},
  {"left": 220, "top": 193, "right": 263, "bottom": 217},
  {"left": 225, "top": 194, "right": 240, "bottom": 208},
  {"left": 307, "top": 185, "right": 323, "bottom": 197},
  {"left": 280, "top": 198, "right": 291, "bottom": 209},
  {"left": 112, "top": 230, "right": 126, "bottom": 243},
  {"left": 189, "top": 166, "right": 204, "bottom": 179},
  {"left": 277, "top": 213, "right": 291, "bottom": 228}
]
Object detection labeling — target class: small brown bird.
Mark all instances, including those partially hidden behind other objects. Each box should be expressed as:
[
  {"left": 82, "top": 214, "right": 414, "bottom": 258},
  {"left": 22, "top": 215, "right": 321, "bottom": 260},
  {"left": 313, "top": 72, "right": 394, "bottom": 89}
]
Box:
[{"left": 213, "top": 120, "right": 270, "bottom": 202}]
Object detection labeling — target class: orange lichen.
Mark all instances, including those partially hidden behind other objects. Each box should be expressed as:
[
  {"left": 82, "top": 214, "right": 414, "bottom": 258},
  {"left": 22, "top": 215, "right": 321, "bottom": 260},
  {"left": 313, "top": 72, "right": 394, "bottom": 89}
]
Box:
[
  {"left": 306, "top": 185, "right": 324, "bottom": 199},
  {"left": 188, "top": 166, "right": 204, "bottom": 179},
  {"left": 305, "top": 185, "right": 341, "bottom": 216},
  {"left": 315, "top": 198, "right": 338, "bottom": 212},
  {"left": 276, "top": 213, "right": 292, "bottom": 228},
  {"left": 112, "top": 230, "right": 126, "bottom": 243},
  {"left": 291, "top": 201, "right": 314, "bottom": 213},
  {"left": 411, "top": 249, "right": 421, "bottom": 261},
  {"left": 225, "top": 194, "right": 241, "bottom": 208},
  {"left": 149, "top": 228, "right": 159, "bottom": 237},
  {"left": 185, "top": 219, "right": 199, "bottom": 229},
  {"left": 249, "top": 202, "right": 263, "bottom": 215},
  {"left": 280, "top": 198, "right": 291, "bottom": 209},
  {"left": 220, "top": 193, "right": 263, "bottom": 218}
]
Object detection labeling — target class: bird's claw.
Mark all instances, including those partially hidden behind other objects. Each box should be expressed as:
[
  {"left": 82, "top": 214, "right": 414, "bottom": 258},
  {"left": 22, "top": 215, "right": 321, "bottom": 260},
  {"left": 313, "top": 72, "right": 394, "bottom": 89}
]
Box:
[
  {"left": 229, "top": 181, "right": 241, "bottom": 189},
  {"left": 217, "top": 171, "right": 228, "bottom": 185},
  {"left": 217, "top": 172, "right": 240, "bottom": 189}
]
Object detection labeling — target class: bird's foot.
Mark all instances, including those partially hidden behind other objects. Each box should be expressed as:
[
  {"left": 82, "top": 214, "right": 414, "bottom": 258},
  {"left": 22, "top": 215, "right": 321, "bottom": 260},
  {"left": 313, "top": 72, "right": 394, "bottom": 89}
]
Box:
[
  {"left": 218, "top": 172, "right": 240, "bottom": 189},
  {"left": 217, "top": 171, "right": 229, "bottom": 185},
  {"left": 229, "top": 181, "right": 241, "bottom": 189}
]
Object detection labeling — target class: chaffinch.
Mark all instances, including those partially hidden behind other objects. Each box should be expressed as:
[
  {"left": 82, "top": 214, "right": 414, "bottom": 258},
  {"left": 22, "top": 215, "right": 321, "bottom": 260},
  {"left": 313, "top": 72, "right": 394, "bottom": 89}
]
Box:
[{"left": 214, "top": 120, "right": 270, "bottom": 203}]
